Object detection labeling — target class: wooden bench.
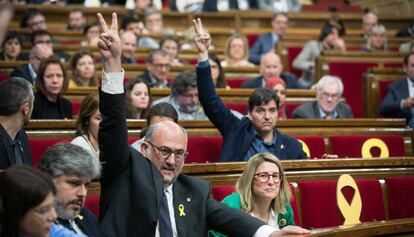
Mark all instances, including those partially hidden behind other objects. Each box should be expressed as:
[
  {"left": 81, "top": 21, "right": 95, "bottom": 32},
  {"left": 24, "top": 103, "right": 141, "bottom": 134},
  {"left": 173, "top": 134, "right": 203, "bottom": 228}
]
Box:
[{"left": 363, "top": 68, "right": 405, "bottom": 118}]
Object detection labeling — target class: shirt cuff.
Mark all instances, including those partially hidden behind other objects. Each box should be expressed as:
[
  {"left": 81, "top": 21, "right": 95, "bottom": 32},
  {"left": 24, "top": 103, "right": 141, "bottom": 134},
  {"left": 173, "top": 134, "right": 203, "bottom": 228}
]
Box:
[
  {"left": 101, "top": 69, "right": 125, "bottom": 94},
  {"left": 196, "top": 60, "right": 209, "bottom": 68},
  {"left": 254, "top": 225, "right": 278, "bottom": 237}
]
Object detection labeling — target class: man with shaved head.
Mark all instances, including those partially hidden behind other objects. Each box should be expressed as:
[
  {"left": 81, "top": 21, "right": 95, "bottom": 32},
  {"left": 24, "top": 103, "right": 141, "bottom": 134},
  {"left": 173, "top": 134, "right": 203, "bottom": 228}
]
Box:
[{"left": 96, "top": 12, "right": 309, "bottom": 237}]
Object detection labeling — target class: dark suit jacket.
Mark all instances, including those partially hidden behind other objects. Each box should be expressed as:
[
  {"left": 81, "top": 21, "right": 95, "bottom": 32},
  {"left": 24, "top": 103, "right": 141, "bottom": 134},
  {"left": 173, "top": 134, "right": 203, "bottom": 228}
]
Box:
[
  {"left": 10, "top": 64, "right": 35, "bottom": 84},
  {"left": 249, "top": 32, "right": 275, "bottom": 65},
  {"left": 379, "top": 79, "right": 411, "bottom": 122},
  {"left": 99, "top": 88, "right": 264, "bottom": 237},
  {"left": 292, "top": 101, "right": 353, "bottom": 119},
  {"left": 76, "top": 208, "right": 102, "bottom": 237},
  {"left": 241, "top": 73, "right": 301, "bottom": 89},
  {"left": 197, "top": 63, "right": 307, "bottom": 162},
  {"left": 0, "top": 125, "right": 32, "bottom": 170}
]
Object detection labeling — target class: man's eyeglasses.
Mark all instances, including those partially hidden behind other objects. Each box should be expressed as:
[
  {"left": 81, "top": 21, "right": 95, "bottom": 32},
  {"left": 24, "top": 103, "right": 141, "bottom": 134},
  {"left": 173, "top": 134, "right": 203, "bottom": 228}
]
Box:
[
  {"left": 147, "top": 141, "right": 188, "bottom": 162},
  {"left": 254, "top": 172, "right": 282, "bottom": 183},
  {"left": 320, "top": 92, "right": 339, "bottom": 100},
  {"left": 152, "top": 63, "right": 171, "bottom": 69}
]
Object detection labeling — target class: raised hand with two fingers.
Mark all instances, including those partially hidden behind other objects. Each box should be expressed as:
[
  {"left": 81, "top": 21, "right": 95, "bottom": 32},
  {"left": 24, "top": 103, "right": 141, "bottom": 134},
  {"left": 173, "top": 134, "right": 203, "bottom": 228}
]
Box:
[
  {"left": 192, "top": 18, "right": 211, "bottom": 62},
  {"left": 97, "top": 12, "right": 122, "bottom": 72}
]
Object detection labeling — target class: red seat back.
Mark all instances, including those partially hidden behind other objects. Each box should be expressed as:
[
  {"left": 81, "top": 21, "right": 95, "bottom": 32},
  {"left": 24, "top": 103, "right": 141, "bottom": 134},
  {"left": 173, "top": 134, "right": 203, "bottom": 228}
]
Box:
[
  {"left": 226, "top": 77, "right": 251, "bottom": 88},
  {"left": 286, "top": 46, "right": 304, "bottom": 78},
  {"left": 385, "top": 177, "right": 414, "bottom": 219},
  {"left": 225, "top": 102, "right": 248, "bottom": 114},
  {"left": 85, "top": 195, "right": 100, "bottom": 219},
  {"left": 72, "top": 101, "right": 82, "bottom": 117},
  {"left": 29, "top": 138, "right": 72, "bottom": 167},
  {"left": 186, "top": 136, "right": 223, "bottom": 163},
  {"left": 298, "top": 179, "right": 385, "bottom": 229},
  {"left": 211, "top": 185, "right": 235, "bottom": 201},
  {"left": 295, "top": 136, "right": 326, "bottom": 159},
  {"left": 329, "top": 135, "right": 405, "bottom": 158},
  {"left": 289, "top": 183, "right": 301, "bottom": 226}
]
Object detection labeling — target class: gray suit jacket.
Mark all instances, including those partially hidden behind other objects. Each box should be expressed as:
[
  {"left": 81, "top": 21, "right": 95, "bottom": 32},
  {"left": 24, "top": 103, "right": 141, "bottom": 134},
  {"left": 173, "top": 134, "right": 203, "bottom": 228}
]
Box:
[
  {"left": 292, "top": 40, "right": 323, "bottom": 87},
  {"left": 292, "top": 101, "right": 353, "bottom": 119}
]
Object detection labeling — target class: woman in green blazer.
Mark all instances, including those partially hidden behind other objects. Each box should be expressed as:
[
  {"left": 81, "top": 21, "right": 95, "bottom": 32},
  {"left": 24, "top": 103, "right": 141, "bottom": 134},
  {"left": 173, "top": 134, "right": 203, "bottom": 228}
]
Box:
[{"left": 210, "top": 153, "right": 295, "bottom": 237}]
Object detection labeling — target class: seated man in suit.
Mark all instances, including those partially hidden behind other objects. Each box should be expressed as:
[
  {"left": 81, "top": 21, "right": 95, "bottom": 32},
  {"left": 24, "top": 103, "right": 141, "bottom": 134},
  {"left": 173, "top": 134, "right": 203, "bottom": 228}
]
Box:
[
  {"left": 137, "top": 49, "right": 171, "bottom": 88},
  {"left": 361, "top": 12, "right": 378, "bottom": 39},
  {"left": 0, "top": 77, "right": 33, "bottom": 169},
  {"left": 10, "top": 43, "right": 53, "bottom": 85},
  {"left": 38, "top": 142, "right": 102, "bottom": 237},
  {"left": 97, "top": 12, "right": 309, "bottom": 237},
  {"left": 380, "top": 52, "right": 414, "bottom": 128},
  {"left": 195, "top": 20, "right": 307, "bottom": 162},
  {"left": 292, "top": 75, "right": 353, "bottom": 119},
  {"left": 242, "top": 52, "right": 300, "bottom": 89},
  {"left": 153, "top": 71, "right": 208, "bottom": 120},
  {"left": 120, "top": 31, "right": 137, "bottom": 64},
  {"left": 249, "top": 12, "right": 288, "bottom": 65}
]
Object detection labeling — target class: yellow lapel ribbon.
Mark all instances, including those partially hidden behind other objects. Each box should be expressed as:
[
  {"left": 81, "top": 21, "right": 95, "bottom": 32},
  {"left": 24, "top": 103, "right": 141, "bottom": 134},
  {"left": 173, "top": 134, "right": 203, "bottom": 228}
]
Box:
[
  {"left": 178, "top": 204, "right": 186, "bottom": 217},
  {"left": 336, "top": 174, "right": 362, "bottom": 226},
  {"left": 76, "top": 214, "right": 84, "bottom": 220}
]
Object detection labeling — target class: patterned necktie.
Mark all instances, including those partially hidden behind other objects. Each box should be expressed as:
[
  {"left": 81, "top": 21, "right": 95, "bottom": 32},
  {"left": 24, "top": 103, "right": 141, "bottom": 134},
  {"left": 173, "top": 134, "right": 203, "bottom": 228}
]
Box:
[{"left": 159, "top": 191, "right": 173, "bottom": 237}]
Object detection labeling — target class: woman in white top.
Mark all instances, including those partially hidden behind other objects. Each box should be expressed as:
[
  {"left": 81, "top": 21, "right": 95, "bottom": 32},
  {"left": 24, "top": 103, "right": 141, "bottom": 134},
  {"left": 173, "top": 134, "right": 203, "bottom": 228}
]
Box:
[{"left": 71, "top": 93, "right": 100, "bottom": 159}]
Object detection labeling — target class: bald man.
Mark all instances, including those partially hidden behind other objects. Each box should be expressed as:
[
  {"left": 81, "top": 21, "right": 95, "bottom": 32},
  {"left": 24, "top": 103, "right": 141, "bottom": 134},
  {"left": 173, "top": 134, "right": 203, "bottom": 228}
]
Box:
[{"left": 241, "top": 52, "right": 300, "bottom": 89}]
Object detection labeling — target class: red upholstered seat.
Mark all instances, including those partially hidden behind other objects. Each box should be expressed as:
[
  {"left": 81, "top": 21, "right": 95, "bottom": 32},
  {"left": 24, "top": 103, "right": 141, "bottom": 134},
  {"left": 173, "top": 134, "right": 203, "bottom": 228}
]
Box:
[
  {"left": 225, "top": 102, "right": 248, "bottom": 114},
  {"left": 226, "top": 77, "right": 251, "bottom": 88},
  {"left": 186, "top": 136, "right": 222, "bottom": 163},
  {"left": 286, "top": 46, "right": 303, "bottom": 78},
  {"left": 0, "top": 73, "right": 8, "bottom": 82},
  {"left": 385, "top": 177, "right": 414, "bottom": 219},
  {"left": 328, "top": 61, "right": 376, "bottom": 117},
  {"left": 246, "top": 34, "right": 259, "bottom": 48},
  {"left": 295, "top": 136, "right": 326, "bottom": 159},
  {"left": 329, "top": 135, "right": 405, "bottom": 158},
  {"left": 289, "top": 183, "right": 301, "bottom": 226},
  {"left": 285, "top": 102, "right": 303, "bottom": 118},
  {"left": 128, "top": 137, "right": 140, "bottom": 145},
  {"left": 298, "top": 179, "right": 385, "bottom": 229},
  {"left": 72, "top": 101, "right": 81, "bottom": 117},
  {"left": 29, "top": 138, "right": 72, "bottom": 167},
  {"left": 211, "top": 185, "right": 236, "bottom": 201},
  {"left": 85, "top": 195, "right": 100, "bottom": 219}
]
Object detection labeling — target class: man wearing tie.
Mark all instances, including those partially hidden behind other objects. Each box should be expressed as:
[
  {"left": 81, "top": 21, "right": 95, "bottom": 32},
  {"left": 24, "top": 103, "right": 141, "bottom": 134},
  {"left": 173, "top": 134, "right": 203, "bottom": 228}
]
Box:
[
  {"left": 380, "top": 52, "right": 414, "bottom": 128},
  {"left": 97, "top": 12, "right": 309, "bottom": 237}
]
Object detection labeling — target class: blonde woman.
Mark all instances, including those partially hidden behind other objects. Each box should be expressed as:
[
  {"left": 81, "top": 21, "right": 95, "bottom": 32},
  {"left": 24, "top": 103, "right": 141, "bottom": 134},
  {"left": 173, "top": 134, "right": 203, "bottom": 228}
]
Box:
[
  {"left": 210, "top": 152, "right": 300, "bottom": 237},
  {"left": 363, "top": 24, "right": 388, "bottom": 52},
  {"left": 221, "top": 33, "right": 255, "bottom": 68}
]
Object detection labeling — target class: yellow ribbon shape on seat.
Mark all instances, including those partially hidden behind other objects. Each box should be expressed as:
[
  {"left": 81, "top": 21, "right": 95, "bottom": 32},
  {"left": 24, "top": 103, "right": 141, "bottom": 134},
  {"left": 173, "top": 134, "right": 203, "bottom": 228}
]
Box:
[
  {"left": 361, "top": 138, "right": 389, "bottom": 158},
  {"left": 298, "top": 139, "right": 310, "bottom": 158},
  {"left": 336, "top": 174, "right": 362, "bottom": 226},
  {"left": 178, "top": 204, "right": 186, "bottom": 216}
]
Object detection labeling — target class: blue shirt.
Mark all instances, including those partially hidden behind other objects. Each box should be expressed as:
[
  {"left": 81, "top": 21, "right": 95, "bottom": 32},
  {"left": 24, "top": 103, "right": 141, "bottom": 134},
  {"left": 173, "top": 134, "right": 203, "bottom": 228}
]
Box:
[
  {"left": 49, "top": 224, "right": 87, "bottom": 237},
  {"left": 243, "top": 130, "right": 277, "bottom": 160},
  {"left": 317, "top": 103, "right": 338, "bottom": 119}
]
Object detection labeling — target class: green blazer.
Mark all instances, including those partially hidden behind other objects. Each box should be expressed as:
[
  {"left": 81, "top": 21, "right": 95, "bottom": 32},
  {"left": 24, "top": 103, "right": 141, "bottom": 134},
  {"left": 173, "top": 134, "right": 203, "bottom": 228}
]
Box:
[{"left": 209, "top": 192, "right": 295, "bottom": 237}]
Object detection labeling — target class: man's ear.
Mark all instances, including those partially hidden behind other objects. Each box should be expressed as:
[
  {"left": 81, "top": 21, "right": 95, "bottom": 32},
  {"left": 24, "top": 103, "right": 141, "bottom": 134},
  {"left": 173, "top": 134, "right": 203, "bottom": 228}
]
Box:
[
  {"left": 141, "top": 142, "right": 150, "bottom": 157},
  {"left": 246, "top": 112, "right": 251, "bottom": 119},
  {"left": 20, "top": 102, "right": 29, "bottom": 116}
]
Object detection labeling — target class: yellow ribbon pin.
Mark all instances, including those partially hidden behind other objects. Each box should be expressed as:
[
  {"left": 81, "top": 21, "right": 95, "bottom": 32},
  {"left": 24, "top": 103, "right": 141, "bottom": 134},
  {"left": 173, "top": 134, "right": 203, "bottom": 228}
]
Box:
[
  {"left": 178, "top": 204, "right": 186, "bottom": 216},
  {"left": 76, "top": 214, "right": 84, "bottom": 220}
]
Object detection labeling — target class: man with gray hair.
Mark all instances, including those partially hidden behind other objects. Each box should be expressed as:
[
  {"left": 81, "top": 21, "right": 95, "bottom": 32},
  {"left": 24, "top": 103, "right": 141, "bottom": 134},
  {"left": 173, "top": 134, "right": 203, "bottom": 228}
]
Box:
[
  {"left": 0, "top": 77, "right": 34, "bottom": 169},
  {"left": 137, "top": 49, "right": 171, "bottom": 88},
  {"left": 292, "top": 75, "right": 353, "bottom": 119},
  {"left": 38, "top": 142, "right": 102, "bottom": 237},
  {"left": 10, "top": 43, "right": 53, "bottom": 84},
  {"left": 153, "top": 71, "right": 208, "bottom": 120}
]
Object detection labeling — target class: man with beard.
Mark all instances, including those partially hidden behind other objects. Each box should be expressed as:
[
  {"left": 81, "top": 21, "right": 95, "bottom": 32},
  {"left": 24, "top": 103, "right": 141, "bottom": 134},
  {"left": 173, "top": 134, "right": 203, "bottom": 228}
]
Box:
[
  {"left": 153, "top": 71, "right": 208, "bottom": 120},
  {"left": 38, "top": 142, "right": 102, "bottom": 237},
  {"left": 0, "top": 77, "right": 34, "bottom": 169}
]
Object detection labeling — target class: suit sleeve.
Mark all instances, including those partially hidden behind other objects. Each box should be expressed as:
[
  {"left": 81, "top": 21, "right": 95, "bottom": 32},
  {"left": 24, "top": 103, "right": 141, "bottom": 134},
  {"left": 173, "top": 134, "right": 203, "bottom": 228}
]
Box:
[
  {"left": 292, "top": 41, "right": 315, "bottom": 71},
  {"left": 379, "top": 86, "right": 406, "bottom": 116},
  {"left": 197, "top": 63, "right": 241, "bottom": 137},
  {"left": 98, "top": 72, "right": 131, "bottom": 188},
  {"left": 249, "top": 36, "right": 264, "bottom": 65}
]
